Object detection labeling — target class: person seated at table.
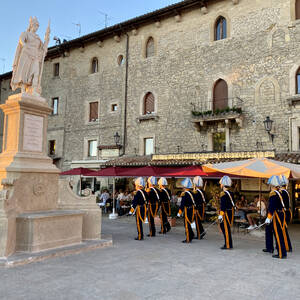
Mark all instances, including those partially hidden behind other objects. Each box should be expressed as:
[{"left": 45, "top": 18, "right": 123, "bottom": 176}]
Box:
[
  {"left": 247, "top": 195, "right": 266, "bottom": 230},
  {"left": 235, "top": 195, "right": 248, "bottom": 222}
]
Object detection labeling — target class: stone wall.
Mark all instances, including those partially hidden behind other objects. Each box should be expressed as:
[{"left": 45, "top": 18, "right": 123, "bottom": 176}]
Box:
[{"left": 1, "top": 0, "right": 300, "bottom": 168}]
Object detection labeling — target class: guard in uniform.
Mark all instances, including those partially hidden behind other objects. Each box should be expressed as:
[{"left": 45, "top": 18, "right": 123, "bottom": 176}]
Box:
[
  {"left": 193, "top": 176, "right": 206, "bottom": 239},
  {"left": 280, "top": 175, "right": 292, "bottom": 252},
  {"left": 263, "top": 197, "right": 274, "bottom": 254},
  {"left": 177, "top": 178, "right": 195, "bottom": 243},
  {"left": 146, "top": 176, "right": 160, "bottom": 237},
  {"left": 265, "top": 175, "right": 287, "bottom": 259},
  {"left": 129, "top": 177, "right": 147, "bottom": 240},
  {"left": 218, "top": 176, "right": 235, "bottom": 250},
  {"left": 158, "top": 177, "right": 171, "bottom": 234}
]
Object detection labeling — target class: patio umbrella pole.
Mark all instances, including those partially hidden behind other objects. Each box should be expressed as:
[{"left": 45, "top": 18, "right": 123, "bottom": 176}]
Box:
[
  {"left": 259, "top": 178, "right": 262, "bottom": 223},
  {"left": 109, "top": 177, "right": 118, "bottom": 220}
]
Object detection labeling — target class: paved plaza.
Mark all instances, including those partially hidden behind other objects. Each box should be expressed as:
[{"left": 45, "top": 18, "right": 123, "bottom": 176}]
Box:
[{"left": 0, "top": 217, "right": 299, "bottom": 300}]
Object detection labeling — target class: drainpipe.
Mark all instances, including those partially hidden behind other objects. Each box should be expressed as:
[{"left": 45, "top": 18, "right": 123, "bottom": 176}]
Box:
[
  {"left": 289, "top": 116, "right": 296, "bottom": 152},
  {"left": 122, "top": 32, "right": 129, "bottom": 156}
]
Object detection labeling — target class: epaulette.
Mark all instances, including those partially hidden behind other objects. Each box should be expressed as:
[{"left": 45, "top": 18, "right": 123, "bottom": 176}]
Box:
[
  {"left": 270, "top": 191, "right": 276, "bottom": 196},
  {"left": 180, "top": 192, "right": 185, "bottom": 197},
  {"left": 220, "top": 191, "right": 225, "bottom": 197}
]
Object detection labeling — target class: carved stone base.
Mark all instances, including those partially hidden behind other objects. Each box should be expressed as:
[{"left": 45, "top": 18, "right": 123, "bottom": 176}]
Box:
[
  {"left": 16, "top": 210, "right": 83, "bottom": 252},
  {"left": 58, "top": 179, "right": 102, "bottom": 240}
]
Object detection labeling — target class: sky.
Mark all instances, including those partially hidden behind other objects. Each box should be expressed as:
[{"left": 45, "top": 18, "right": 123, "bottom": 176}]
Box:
[{"left": 0, "top": 0, "right": 180, "bottom": 74}]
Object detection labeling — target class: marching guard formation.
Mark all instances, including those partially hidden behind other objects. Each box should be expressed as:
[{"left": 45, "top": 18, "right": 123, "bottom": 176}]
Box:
[{"left": 129, "top": 174, "right": 293, "bottom": 259}]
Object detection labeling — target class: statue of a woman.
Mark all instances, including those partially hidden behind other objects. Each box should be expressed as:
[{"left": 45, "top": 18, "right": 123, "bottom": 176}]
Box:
[{"left": 11, "top": 17, "right": 50, "bottom": 96}]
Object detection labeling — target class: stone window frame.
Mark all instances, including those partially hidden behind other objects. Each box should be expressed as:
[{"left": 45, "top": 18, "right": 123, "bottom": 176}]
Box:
[
  {"left": 214, "top": 16, "right": 227, "bottom": 41},
  {"left": 289, "top": 64, "right": 300, "bottom": 96},
  {"left": 210, "top": 12, "right": 231, "bottom": 42},
  {"left": 139, "top": 90, "right": 158, "bottom": 116},
  {"left": 51, "top": 97, "right": 59, "bottom": 115},
  {"left": 291, "top": 119, "right": 300, "bottom": 151},
  {"left": 207, "top": 75, "right": 233, "bottom": 111},
  {"left": 139, "top": 134, "right": 156, "bottom": 156},
  {"left": 84, "top": 137, "right": 99, "bottom": 159},
  {"left": 207, "top": 128, "right": 230, "bottom": 152},
  {"left": 290, "top": 0, "right": 300, "bottom": 21},
  {"left": 142, "top": 35, "right": 158, "bottom": 59},
  {"left": 117, "top": 55, "right": 125, "bottom": 66},
  {"left": 109, "top": 100, "right": 120, "bottom": 114},
  {"left": 91, "top": 57, "right": 99, "bottom": 74},
  {"left": 85, "top": 99, "right": 100, "bottom": 125},
  {"left": 213, "top": 79, "right": 229, "bottom": 111},
  {"left": 53, "top": 62, "right": 60, "bottom": 77},
  {"left": 48, "top": 139, "right": 56, "bottom": 156}
]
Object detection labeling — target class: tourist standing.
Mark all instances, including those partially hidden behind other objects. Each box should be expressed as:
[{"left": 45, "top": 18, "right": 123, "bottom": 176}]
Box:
[
  {"left": 177, "top": 178, "right": 195, "bottom": 243},
  {"left": 218, "top": 176, "right": 235, "bottom": 250},
  {"left": 129, "top": 177, "right": 147, "bottom": 240},
  {"left": 158, "top": 177, "right": 171, "bottom": 234},
  {"left": 193, "top": 176, "right": 206, "bottom": 239},
  {"left": 146, "top": 176, "right": 160, "bottom": 237}
]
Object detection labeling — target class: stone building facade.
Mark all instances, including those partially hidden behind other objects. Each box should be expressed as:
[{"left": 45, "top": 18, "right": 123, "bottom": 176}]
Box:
[{"left": 2, "top": 0, "right": 300, "bottom": 170}]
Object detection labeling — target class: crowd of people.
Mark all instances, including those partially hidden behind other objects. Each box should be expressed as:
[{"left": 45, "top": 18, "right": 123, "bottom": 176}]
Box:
[{"left": 96, "top": 174, "right": 292, "bottom": 260}]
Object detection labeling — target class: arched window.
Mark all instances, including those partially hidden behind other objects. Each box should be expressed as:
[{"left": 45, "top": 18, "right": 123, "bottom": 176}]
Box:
[
  {"left": 146, "top": 37, "right": 155, "bottom": 58},
  {"left": 91, "top": 57, "right": 98, "bottom": 73},
  {"left": 296, "top": 0, "right": 300, "bottom": 20},
  {"left": 214, "top": 16, "right": 227, "bottom": 41},
  {"left": 143, "top": 92, "right": 155, "bottom": 115},
  {"left": 296, "top": 67, "right": 300, "bottom": 94},
  {"left": 213, "top": 79, "right": 228, "bottom": 111}
]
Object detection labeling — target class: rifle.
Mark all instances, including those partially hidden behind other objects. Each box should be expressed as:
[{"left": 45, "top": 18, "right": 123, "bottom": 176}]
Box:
[{"left": 199, "top": 220, "right": 218, "bottom": 238}]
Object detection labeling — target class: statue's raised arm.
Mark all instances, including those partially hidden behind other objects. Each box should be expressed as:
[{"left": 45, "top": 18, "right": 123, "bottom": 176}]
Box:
[{"left": 10, "top": 17, "right": 51, "bottom": 96}]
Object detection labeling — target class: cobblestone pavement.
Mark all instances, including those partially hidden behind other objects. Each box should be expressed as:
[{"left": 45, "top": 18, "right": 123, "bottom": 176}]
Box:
[{"left": 0, "top": 216, "right": 299, "bottom": 300}]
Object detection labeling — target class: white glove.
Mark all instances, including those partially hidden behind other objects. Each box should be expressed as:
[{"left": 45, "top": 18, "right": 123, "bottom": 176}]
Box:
[
  {"left": 177, "top": 213, "right": 181, "bottom": 217},
  {"left": 128, "top": 211, "right": 133, "bottom": 216},
  {"left": 265, "top": 217, "right": 271, "bottom": 224},
  {"left": 218, "top": 215, "right": 223, "bottom": 222}
]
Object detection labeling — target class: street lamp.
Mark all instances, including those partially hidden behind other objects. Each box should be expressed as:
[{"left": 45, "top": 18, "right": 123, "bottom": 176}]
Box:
[
  {"left": 114, "top": 132, "right": 121, "bottom": 146},
  {"left": 263, "top": 116, "right": 274, "bottom": 143}
]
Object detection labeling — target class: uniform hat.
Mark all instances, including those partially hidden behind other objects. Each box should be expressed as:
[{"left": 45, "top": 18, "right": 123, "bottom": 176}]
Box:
[
  {"left": 147, "top": 176, "right": 157, "bottom": 185},
  {"left": 279, "top": 175, "right": 289, "bottom": 187},
  {"left": 267, "top": 175, "right": 281, "bottom": 187},
  {"left": 193, "top": 176, "right": 203, "bottom": 187},
  {"left": 135, "top": 177, "right": 145, "bottom": 188},
  {"left": 158, "top": 177, "right": 168, "bottom": 186},
  {"left": 219, "top": 176, "right": 232, "bottom": 187},
  {"left": 181, "top": 178, "right": 193, "bottom": 189}
]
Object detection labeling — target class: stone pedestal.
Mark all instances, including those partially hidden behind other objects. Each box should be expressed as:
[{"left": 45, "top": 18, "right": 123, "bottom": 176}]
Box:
[
  {"left": 16, "top": 210, "right": 83, "bottom": 252},
  {"left": 0, "top": 93, "right": 85, "bottom": 258},
  {"left": 0, "top": 93, "right": 58, "bottom": 190}
]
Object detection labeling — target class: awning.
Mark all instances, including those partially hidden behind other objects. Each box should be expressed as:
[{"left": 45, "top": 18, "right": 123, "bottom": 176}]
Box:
[
  {"left": 86, "top": 165, "right": 208, "bottom": 177},
  {"left": 60, "top": 167, "right": 93, "bottom": 176},
  {"left": 203, "top": 158, "right": 292, "bottom": 178}
]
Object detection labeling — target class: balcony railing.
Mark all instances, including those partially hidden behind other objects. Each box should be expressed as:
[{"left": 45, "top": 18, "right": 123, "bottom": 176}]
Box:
[{"left": 191, "top": 97, "right": 244, "bottom": 131}]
